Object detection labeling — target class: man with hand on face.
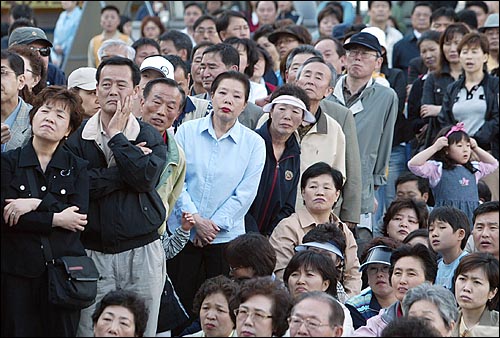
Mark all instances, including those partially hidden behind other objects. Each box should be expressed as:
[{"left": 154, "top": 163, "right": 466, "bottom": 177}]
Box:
[{"left": 64, "top": 56, "right": 167, "bottom": 337}]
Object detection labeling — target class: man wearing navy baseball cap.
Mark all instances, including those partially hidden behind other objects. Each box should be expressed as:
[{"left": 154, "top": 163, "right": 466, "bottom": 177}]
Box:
[{"left": 328, "top": 31, "right": 399, "bottom": 241}]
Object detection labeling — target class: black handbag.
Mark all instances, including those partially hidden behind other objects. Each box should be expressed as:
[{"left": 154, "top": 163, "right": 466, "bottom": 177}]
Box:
[
  {"left": 27, "top": 169, "right": 99, "bottom": 310},
  {"left": 42, "top": 242, "right": 100, "bottom": 310}
]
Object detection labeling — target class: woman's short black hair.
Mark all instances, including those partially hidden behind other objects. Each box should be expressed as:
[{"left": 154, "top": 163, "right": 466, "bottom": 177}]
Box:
[
  {"left": 390, "top": 244, "right": 438, "bottom": 283},
  {"left": 381, "top": 197, "right": 429, "bottom": 237},
  {"left": 300, "top": 162, "right": 344, "bottom": 192},
  {"left": 92, "top": 289, "right": 149, "bottom": 337},
  {"left": 283, "top": 250, "right": 339, "bottom": 298},
  {"left": 210, "top": 70, "right": 250, "bottom": 103}
]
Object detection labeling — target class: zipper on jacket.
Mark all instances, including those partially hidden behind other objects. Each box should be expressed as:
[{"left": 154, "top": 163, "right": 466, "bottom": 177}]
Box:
[{"left": 258, "top": 154, "right": 295, "bottom": 232}]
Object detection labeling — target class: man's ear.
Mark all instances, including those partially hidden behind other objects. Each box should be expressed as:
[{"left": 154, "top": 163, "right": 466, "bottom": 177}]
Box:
[
  {"left": 16, "top": 73, "right": 26, "bottom": 91},
  {"left": 180, "top": 48, "right": 188, "bottom": 62},
  {"left": 219, "top": 30, "right": 227, "bottom": 41},
  {"left": 324, "top": 86, "right": 333, "bottom": 98}
]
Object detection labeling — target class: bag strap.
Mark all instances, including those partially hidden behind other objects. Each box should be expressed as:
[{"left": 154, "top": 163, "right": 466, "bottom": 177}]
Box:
[{"left": 26, "top": 169, "right": 54, "bottom": 263}]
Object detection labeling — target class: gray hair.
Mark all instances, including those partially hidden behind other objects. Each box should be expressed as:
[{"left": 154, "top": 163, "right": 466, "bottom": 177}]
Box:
[
  {"left": 293, "top": 291, "right": 344, "bottom": 328},
  {"left": 98, "top": 39, "right": 136, "bottom": 62},
  {"left": 296, "top": 57, "right": 338, "bottom": 88},
  {"left": 285, "top": 45, "right": 323, "bottom": 72},
  {"left": 402, "top": 282, "right": 458, "bottom": 330}
]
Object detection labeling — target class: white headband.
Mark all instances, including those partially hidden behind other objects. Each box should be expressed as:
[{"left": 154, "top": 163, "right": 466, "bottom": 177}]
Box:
[{"left": 263, "top": 95, "right": 316, "bottom": 124}]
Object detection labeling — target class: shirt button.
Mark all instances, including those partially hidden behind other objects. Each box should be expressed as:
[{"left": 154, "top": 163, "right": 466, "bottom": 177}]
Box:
[
  {"left": 20, "top": 185, "right": 25, "bottom": 191},
  {"left": 144, "top": 207, "right": 148, "bottom": 211},
  {"left": 60, "top": 189, "right": 66, "bottom": 195},
  {"left": 41, "top": 186, "right": 47, "bottom": 191}
]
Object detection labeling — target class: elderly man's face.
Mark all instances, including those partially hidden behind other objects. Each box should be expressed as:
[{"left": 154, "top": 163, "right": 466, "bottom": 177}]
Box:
[{"left": 345, "top": 46, "right": 382, "bottom": 80}]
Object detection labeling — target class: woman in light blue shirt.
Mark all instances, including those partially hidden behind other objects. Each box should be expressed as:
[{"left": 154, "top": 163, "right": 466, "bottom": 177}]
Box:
[
  {"left": 51, "top": 1, "right": 82, "bottom": 68},
  {"left": 167, "top": 71, "right": 266, "bottom": 317}
]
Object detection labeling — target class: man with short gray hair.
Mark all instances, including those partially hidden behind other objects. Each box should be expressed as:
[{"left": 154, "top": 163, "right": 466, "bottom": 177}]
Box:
[
  {"left": 289, "top": 291, "right": 345, "bottom": 337},
  {"left": 97, "top": 39, "right": 135, "bottom": 63}
]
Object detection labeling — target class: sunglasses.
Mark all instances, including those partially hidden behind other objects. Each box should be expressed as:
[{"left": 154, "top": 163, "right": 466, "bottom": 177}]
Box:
[{"left": 30, "top": 46, "right": 51, "bottom": 57}]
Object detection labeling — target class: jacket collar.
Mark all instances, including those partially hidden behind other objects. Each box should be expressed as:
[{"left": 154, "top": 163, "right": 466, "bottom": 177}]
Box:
[
  {"left": 200, "top": 112, "right": 241, "bottom": 144},
  {"left": 165, "top": 130, "right": 181, "bottom": 165},
  {"left": 81, "top": 110, "right": 140, "bottom": 141},
  {"left": 19, "top": 139, "right": 68, "bottom": 170},
  {"left": 257, "top": 120, "right": 300, "bottom": 157},
  {"left": 333, "top": 75, "right": 375, "bottom": 106},
  {"left": 296, "top": 208, "right": 342, "bottom": 229}
]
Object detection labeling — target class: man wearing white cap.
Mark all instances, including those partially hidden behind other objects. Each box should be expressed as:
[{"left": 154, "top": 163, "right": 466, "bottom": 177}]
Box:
[
  {"left": 67, "top": 67, "right": 99, "bottom": 118},
  {"left": 130, "top": 54, "right": 175, "bottom": 117},
  {"left": 246, "top": 84, "right": 315, "bottom": 237}
]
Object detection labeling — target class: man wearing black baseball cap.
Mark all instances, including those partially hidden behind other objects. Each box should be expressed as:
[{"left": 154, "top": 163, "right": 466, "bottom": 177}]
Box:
[
  {"left": 328, "top": 31, "right": 399, "bottom": 240},
  {"left": 8, "top": 26, "right": 66, "bottom": 86}
]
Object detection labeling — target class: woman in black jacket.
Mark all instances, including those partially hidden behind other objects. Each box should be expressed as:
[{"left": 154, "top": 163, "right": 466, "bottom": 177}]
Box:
[
  {"left": 1, "top": 86, "right": 88, "bottom": 337},
  {"left": 438, "top": 32, "right": 499, "bottom": 200}
]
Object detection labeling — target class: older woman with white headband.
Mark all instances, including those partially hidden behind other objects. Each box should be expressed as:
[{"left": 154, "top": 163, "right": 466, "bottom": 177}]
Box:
[{"left": 245, "top": 83, "right": 315, "bottom": 237}]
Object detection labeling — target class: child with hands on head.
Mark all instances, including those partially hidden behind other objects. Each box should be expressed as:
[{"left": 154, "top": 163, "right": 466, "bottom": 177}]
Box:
[{"left": 408, "top": 122, "right": 498, "bottom": 224}]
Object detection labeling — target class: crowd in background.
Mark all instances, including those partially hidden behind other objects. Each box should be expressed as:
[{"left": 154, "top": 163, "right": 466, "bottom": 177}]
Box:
[{"left": 1, "top": 1, "right": 499, "bottom": 337}]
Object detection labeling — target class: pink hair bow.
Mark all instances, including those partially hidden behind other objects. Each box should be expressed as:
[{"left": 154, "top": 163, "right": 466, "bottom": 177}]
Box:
[{"left": 445, "top": 122, "right": 466, "bottom": 138}]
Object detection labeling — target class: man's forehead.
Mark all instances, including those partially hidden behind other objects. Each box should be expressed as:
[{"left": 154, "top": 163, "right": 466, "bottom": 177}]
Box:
[{"left": 202, "top": 52, "right": 221, "bottom": 60}]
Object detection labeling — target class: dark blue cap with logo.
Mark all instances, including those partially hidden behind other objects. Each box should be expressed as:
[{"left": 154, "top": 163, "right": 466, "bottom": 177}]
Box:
[{"left": 343, "top": 32, "right": 382, "bottom": 55}]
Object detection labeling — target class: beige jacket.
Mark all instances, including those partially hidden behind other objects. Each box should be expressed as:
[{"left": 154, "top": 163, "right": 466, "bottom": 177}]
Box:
[
  {"left": 269, "top": 209, "right": 361, "bottom": 297},
  {"left": 295, "top": 111, "right": 346, "bottom": 211}
]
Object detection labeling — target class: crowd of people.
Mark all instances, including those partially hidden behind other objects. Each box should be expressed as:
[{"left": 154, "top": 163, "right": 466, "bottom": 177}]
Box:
[{"left": 1, "top": 1, "right": 499, "bottom": 337}]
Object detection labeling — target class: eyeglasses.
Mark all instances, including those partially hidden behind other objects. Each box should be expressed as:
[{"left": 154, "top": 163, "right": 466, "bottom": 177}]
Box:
[
  {"left": 1, "top": 68, "right": 16, "bottom": 77},
  {"left": 195, "top": 28, "right": 217, "bottom": 35},
  {"left": 234, "top": 308, "right": 272, "bottom": 322},
  {"left": 346, "top": 49, "right": 378, "bottom": 59},
  {"left": 30, "top": 46, "right": 51, "bottom": 57},
  {"left": 288, "top": 316, "right": 331, "bottom": 330},
  {"left": 366, "top": 266, "right": 390, "bottom": 275}
]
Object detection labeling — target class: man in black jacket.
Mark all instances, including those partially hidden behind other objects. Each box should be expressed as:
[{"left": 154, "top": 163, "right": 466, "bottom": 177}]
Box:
[{"left": 64, "top": 57, "right": 167, "bottom": 337}]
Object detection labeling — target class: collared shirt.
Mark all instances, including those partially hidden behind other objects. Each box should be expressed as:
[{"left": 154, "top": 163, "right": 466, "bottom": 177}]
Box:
[
  {"left": 342, "top": 79, "right": 368, "bottom": 107},
  {"left": 81, "top": 110, "right": 140, "bottom": 167},
  {"left": 1, "top": 99, "right": 21, "bottom": 152},
  {"left": 169, "top": 113, "right": 265, "bottom": 243}
]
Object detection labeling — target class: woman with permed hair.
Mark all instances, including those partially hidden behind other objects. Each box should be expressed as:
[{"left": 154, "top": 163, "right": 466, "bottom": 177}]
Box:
[
  {"left": 186, "top": 275, "right": 239, "bottom": 337},
  {"left": 234, "top": 276, "right": 293, "bottom": 337}
]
